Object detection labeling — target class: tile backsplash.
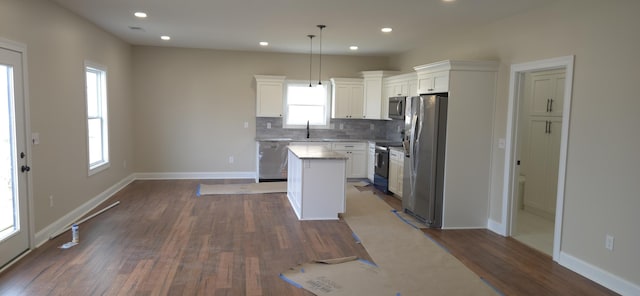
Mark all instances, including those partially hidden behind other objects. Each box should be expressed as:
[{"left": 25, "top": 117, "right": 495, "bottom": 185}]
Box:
[{"left": 256, "top": 117, "right": 404, "bottom": 141}]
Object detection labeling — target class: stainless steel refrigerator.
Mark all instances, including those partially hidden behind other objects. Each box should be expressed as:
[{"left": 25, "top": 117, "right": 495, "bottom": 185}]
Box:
[{"left": 402, "top": 94, "right": 448, "bottom": 228}]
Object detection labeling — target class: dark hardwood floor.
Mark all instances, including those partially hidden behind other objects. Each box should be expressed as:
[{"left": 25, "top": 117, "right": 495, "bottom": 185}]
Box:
[{"left": 0, "top": 180, "right": 617, "bottom": 295}]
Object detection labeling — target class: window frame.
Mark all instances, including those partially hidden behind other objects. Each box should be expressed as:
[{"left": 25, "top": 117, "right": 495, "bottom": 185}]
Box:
[
  {"left": 84, "top": 61, "right": 109, "bottom": 175},
  {"left": 283, "top": 80, "right": 331, "bottom": 129}
]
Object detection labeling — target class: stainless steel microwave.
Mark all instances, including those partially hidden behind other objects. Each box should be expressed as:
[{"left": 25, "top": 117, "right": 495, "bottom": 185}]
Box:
[{"left": 388, "top": 96, "right": 406, "bottom": 119}]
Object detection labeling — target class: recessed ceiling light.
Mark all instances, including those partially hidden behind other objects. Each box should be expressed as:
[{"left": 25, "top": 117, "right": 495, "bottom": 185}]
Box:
[
  {"left": 349, "top": 46, "right": 359, "bottom": 51},
  {"left": 381, "top": 27, "right": 393, "bottom": 33},
  {"left": 134, "top": 12, "right": 147, "bottom": 18},
  {"left": 160, "top": 35, "right": 171, "bottom": 41},
  {"left": 259, "top": 41, "right": 269, "bottom": 46}
]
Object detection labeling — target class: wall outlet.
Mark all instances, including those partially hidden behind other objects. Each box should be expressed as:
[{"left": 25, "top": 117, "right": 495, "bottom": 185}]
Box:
[
  {"left": 49, "top": 195, "right": 53, "bottom": 207},
  {"left": 267, "top": 122, "right": 271, "bottom": 129},
  {"left": 229, "top": 156, "right": 234, "bottom": 164},
  {"left": 339, "top": 123, "right": 344, "bottom": 130},
  {"left": 605, "top": 235, "right": 614, "bottom": 251},
  {"left": 244, "top": 122, "right": 249, "bottom": 128}
]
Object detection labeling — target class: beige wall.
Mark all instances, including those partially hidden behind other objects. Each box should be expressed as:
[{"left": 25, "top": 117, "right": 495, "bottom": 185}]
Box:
[
  {"left": 391, "top": 0, "right": 640, "bottom": 286},
  {"left": 132, "top": 46, "right": 388, "bottom": 173},
  {"left": 0, "top": 0, "right": 134, "bottom": 232}
]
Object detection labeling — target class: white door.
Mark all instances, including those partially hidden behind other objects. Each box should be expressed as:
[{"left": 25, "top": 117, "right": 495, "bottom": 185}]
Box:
[{"left": 0, "top": 45, "right": 30, "bottom": 268}]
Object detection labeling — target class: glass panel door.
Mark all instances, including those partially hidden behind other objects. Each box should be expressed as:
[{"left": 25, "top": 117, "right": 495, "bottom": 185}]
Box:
[{"left": 0, "top": 45, "right": 29, "bottom": 268}]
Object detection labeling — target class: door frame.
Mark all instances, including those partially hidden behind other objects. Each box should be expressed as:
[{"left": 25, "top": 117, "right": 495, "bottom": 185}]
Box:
[
  {"left": 0, "top": 38, "right": 34, "bottom": 263},
  {"left": 501, "top": 55, "right": 574, "bottom": 261}
]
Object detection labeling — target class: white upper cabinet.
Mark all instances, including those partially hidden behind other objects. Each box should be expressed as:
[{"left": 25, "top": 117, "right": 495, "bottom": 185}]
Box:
[
  {"left": 528, "top": 69, "right": 565, "bottom": 117},
  {"left": 361, "top": 71, "right": 398, "bottom": 120},
  {"left": 331, "top": 78, "right": 364, "bottom": 119},
  {"left": 255, "top": 75, "right": 285, "bottom": 117},
  {"left": 417, "top": 70, "right": 449, "bottom": 94}
]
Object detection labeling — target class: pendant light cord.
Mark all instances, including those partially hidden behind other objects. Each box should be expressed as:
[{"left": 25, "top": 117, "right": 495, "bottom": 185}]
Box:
[
  {"left": 317, "top": 25, "right": 325, "bottom": 85},
  {"left": 307, "top": 35, "right": 315, "bottom": 87}
]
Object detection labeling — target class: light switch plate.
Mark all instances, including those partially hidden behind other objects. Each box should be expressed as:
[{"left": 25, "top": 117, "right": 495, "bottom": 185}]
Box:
[{"left": 32, "top": 132, "right": 40, "bottom": 145}]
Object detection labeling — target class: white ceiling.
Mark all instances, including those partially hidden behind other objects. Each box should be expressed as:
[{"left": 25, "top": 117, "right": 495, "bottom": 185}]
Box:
[{"left": 52, "top": 0, "right": 555, "bottom": 56}]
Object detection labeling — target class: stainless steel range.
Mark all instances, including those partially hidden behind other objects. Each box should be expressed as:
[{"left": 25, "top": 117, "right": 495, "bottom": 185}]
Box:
[{"left": 373, "top": 141, "right": 402, "bottom": 193}]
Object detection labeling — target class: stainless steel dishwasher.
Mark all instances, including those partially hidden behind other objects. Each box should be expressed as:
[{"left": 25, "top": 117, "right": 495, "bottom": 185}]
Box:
[{"left": 258, "top": 141, "right": 290, "bottom": 181}]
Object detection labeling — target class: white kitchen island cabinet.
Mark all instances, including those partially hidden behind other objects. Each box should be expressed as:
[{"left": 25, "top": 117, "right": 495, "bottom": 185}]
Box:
[{"left": 287, "top": 146, "right": 347, "bottom": 220}]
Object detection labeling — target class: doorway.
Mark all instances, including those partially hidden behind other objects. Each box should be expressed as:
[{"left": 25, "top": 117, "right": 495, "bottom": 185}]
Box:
[
  {"left": 501, "top": 56, "right": 574, "bottom": 261},
  {"left": 0, "top": 40, "right": 32, "bottom": 269}
]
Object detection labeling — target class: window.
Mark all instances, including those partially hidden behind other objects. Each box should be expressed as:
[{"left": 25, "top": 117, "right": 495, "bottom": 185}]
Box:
[
  {"left": 284, "top": 81, "right": 330, "bottom": 128},
  {"left": 85, "top": 62, "right": 109, "bottom": 175}
]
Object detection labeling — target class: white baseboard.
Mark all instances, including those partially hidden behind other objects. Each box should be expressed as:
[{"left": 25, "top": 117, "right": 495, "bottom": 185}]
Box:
[
  {"left": 134, "top": 171, "right": 256, "bottom": 180},
  {"left": 487, "top": 218, "right": 507, "bottom": 236},
  {"left": 34, "top": 174, "right": 135, "bottom": 247},
  {"left": 559, "top": 251, "right": 640, "bottom": 296}
]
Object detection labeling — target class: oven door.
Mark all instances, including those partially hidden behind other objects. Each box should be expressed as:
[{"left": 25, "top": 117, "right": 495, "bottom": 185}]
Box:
[{"left": 374, "top": 146, "right": 389, "bottom": 178}]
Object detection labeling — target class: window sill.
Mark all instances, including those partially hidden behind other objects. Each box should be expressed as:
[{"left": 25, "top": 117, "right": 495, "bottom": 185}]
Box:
[{"left": 88, "top": 162, "right": 110, "bottom": 176}]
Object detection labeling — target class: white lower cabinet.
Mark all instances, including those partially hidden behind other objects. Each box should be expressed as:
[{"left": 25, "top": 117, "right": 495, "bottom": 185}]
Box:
[
  {"left": 331, "top": 142, "right": 367, "bottom": 178},
  {"left": 388, "top": 148, "right": 404, "bottom": 197},
  {"left": 367, "top": 142, "right": 375, "bottom": 182},
  {"left": 522, "top": 117, "right": 562, "bottom": 217},
  {"left": 287, "top": 149, "right": 346, "bottom": 220}
]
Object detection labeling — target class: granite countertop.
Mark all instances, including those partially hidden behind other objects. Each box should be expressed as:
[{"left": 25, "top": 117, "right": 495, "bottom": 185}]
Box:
[
  {"left": 256, "top": 138, "right": 384, "bottom": 142},
  {"left": 288, "top": 145, "right": 348, "bottom": 160}
]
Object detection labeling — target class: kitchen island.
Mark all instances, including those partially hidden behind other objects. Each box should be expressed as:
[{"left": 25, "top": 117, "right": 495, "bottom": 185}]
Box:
[{"left": 287, "top": 145, "right": 348, "bottom": 220}]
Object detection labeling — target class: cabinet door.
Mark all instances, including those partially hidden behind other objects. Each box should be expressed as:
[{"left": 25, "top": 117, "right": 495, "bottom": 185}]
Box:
[
  {"left": 257, "top": 82, "right": 283, "bottom": 117},
  {"left": 529, "top": 71, "right": 565, "bottom": 117},
  {"left": 348, "top": 151, "right": 366, "bottom": 178},
  {"left": 333, "top": 85, "right": 352, "bottom": 118},
  {"left": 350, "top": 85, "right": 365, "bottom": 119},
  {"left": 407, "top": 79, "right": 418, "bottom": 97},
  {"left": 396, "top": 163, "right": 403, "bottom": 198},
  {"left": 523, "top": 119, "right": 549, "bottom": 212},
  {"left": 417, "top": 71, "right": 449, "bottom": 94},
  {"left": 523, "top": 117, "right": 562, "bottom": 216},
  {"left": 432, "top": 71, "right": 449, "bottom": 93},
  {"left": 388, "top": 160, "right": 398, "bottom": 193},
  {"left": 367, "top": 144, "right": 375, "bottom": 182},
  {"left": 363, "top": 79, "right": 382, "bottom": 119},
  {"left": 544, "top": 118, "right": 562, "bottom": 214}
]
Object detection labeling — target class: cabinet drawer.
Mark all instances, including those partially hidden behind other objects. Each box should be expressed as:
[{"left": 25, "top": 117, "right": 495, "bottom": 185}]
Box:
[
  {"left": 290, "top": 142, "right": 332, "bottom": 150},
  {"left": 332, "top": 142, "right": 366, "bottom": 151},
  {"left": 390, "top": 148, "right": 404, "bottom": 161}
]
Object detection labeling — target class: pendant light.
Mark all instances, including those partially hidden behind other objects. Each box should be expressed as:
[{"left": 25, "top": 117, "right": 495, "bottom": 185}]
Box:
[
  {"left": 317, "top": 25, "right": 326, "bottom": 85},
  {"left": 307, "top": 34, "right": 315, "bottom": 87}
]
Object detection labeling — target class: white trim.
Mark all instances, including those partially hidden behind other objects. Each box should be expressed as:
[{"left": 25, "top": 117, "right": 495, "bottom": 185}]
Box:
[
  {"left": 84, "top": 61, "right": 110, "bottom": 176},
  {"left": 559, "top": 252, "right": 640, "bottom": 296},
  {"left": 134, "top": 171, "right": 257, "bottom": 180},
  {"left": 283, "top": 80, "right": 331, "bottom": 129},
  {"left": 502, "top": 55, "right": 574, "bottom": 262},
  {"left": 34, "top": 174, "right": 135, "bottom": 247},
  {"left": 487, "top": 219, "right": 506, "bottom": 236}
]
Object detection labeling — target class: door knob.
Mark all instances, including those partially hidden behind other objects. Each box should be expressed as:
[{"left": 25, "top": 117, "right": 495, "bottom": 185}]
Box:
[{"left": 21, "top": 165, "right": 30, "bottom": 173}]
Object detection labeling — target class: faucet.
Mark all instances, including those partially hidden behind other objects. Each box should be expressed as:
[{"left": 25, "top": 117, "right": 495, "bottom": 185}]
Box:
[{"left": 306, "top": 120, "right": 310, "bottom": 138}]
